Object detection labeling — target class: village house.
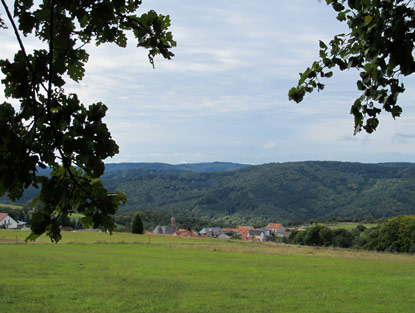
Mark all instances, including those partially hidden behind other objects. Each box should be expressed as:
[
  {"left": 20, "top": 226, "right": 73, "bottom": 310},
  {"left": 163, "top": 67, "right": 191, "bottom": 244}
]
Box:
[
  {"left": 265, "top": 223, "right": 289, "bottom": 238},
  {"left": 247, "top": 229, "right": 269, "bottom": 242},
  {"left": 218, "top": 233, "right": 231, "bottom": 239},
  {"left": 238, "top": 226, "right": 254, "bottom": 232},
  {"left": 222, "top": 228, "right": 240, "bottom": 237},
  {"left": 199, "top": 227, "right": 222, "bottom": 237},
  {"left": 0, "top": 213, "right": 18, "bottom": 229},
  {"left": 150, "top": 218, "right": 288, "bottom": 243}
]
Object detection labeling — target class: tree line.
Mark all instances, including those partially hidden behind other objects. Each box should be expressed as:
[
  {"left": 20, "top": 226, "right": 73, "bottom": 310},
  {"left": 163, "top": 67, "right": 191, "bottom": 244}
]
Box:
[{"left": 289, "top": 215, "right": 415, "bottom": 253}]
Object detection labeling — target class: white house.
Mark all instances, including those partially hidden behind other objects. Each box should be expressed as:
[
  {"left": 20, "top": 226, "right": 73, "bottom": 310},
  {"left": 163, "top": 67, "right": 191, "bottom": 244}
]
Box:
[
  {"left": 0, "top": 213, "right": 18, "bottom": 229},
  {"left": 247, "top": 229, "right": 269, "bottom": 242}
]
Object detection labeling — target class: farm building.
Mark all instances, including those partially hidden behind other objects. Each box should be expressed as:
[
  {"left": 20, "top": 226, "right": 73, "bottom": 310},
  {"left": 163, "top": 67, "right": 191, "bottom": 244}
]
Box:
[
  {"left": 247, "top": 229, "right": 269, "bottom": 242},
  {"left": 265, "top": 223, "right": 289, "bottom": 237},
  {"left": 199, "top": 227, "right": 222, "bottom": 237},
  {"left": 0, "top": 213, "right": 18, "bottom": 229}
]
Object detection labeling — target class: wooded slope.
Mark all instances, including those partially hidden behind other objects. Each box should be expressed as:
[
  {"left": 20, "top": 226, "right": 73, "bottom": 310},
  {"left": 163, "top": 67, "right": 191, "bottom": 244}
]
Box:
[{"left": 102, "top": 161, "right": 415, "bottom": 225}]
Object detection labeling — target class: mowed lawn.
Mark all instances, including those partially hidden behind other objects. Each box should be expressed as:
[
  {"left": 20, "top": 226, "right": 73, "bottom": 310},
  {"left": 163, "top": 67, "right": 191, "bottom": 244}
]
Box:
[{"left": 0, "top": 231, "right": 414, "bottom": 313}]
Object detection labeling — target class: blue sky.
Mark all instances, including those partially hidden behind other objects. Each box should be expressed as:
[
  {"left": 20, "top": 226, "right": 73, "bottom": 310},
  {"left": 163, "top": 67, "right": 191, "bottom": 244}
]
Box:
[{"left": 2, "top": 0, "right": 415, "bottom": 164}]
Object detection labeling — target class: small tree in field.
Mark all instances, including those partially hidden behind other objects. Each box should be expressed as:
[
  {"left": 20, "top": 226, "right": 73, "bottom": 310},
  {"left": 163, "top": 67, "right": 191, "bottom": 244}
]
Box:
[{"left": 131, "top": 213, "right": 144, "bottom": 234}]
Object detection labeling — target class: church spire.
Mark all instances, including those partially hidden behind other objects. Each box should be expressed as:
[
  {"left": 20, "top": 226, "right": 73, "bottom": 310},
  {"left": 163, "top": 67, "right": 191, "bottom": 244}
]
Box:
[{"left": 171, "top": 210, "right": 176, "bottom": 228}]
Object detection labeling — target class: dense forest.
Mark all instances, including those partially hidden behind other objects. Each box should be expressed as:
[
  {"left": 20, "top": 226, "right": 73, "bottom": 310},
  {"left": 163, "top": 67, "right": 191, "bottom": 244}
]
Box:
[
  {"left": 3, "top": 161, "right": 415, "bottom": 227},
  {"left": 105, "top": 161, "right": 415, "bottom": 226}
]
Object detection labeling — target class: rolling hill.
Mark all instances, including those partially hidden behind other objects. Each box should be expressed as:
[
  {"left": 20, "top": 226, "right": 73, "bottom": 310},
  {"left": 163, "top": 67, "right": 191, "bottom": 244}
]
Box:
[
  {"left": 3, "top": 161, "right": 415, "bottom": 225},
  {"left": 103, "top": 161, "right": 415, "bottom": 225}
]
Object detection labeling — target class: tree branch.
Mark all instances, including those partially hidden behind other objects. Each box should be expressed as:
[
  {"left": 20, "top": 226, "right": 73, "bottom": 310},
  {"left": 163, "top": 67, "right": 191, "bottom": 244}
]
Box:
[
  {"left": 0, "top": 0, "right": 48, "bottom": 94},
  {"left": 47, "top": 0, "right": 54, "bottom": 110}
]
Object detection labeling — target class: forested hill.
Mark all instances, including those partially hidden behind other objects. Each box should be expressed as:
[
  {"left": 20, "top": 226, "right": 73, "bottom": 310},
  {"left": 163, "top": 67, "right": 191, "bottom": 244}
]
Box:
[
  {"left": 102, "top": 161, "right": 415, "bottom": 225},
  {"left": 103, "top": 161, "right": 250, "bottom": 174}
]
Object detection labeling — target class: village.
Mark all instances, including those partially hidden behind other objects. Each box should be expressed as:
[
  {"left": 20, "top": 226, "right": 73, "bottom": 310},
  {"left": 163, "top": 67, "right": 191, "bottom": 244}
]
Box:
[
  {"left": 152, "top": 216, "right": 291, "bottom": 242},
  {"left": 0, "top": 212, "right": 292, "bottom": 242}
]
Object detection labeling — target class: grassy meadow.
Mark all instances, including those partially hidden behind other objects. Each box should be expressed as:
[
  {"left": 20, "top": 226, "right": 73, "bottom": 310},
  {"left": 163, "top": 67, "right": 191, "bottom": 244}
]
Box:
[
  {"left": 0, "top": 230, "right": 414, "bottom": 313},
  {"left": 0, "top": 203, "right": 23, "bottom": 209},
  {"left": 327, "top": 223, "right": 378, "bottom": 230}
]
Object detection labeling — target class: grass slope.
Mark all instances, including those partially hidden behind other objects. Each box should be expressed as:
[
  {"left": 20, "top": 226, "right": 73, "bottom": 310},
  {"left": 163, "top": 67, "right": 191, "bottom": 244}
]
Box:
[{"left": 0, "top": 230, "right": 414, "bottom": 313}]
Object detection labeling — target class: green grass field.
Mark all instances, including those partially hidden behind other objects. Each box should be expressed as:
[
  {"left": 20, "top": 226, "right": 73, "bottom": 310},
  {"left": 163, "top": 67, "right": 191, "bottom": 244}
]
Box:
[
  {"left": 0, "top": 203, "right": 23, "bottom": 209},
  {"left": 327, "top": 223, "right": 378, "bottom": 230},
  {"left": 0, "top": 230, "right": 414, "bottom": 313}
]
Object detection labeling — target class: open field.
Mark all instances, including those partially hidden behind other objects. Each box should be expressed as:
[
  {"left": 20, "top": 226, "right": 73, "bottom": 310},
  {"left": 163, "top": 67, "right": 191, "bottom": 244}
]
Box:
[
  {"left": 0, "top": 230, "right": 414, "bottom": 313},
  {"left": 0, "top": 203, "right": 23, "bottom": 209},
  {"left": 327, "top": 223, "right": 378, "bottom": 230}
]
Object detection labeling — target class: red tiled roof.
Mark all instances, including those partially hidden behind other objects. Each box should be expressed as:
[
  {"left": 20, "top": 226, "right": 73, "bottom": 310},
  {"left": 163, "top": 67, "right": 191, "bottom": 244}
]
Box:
[
  {"left": 238, "top": 227, "right": 251, "bottom": 233},
  {"left": 265, "top": 223, "right": 281, "bottom": 230},
  {"left": 0, "top": 213, "right": 8, "bottom": 222},
  {"left": 174, "top": 229, "right": 193, "bottom": 237},
  {"left": 222, "top": 228, "right": 238, "bottom": 232}
]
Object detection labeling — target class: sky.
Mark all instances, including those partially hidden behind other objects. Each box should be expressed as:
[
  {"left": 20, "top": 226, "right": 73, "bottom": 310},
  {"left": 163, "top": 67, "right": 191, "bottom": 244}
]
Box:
[{"left": 2, "top": 0, "right": 415, "bottom": 165}]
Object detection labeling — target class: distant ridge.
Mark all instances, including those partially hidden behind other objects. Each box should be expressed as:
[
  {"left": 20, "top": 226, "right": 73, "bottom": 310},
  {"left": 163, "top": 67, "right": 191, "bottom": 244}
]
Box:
[
  {"left": 104, "top": 161, "right": 251, "bottom": 173},
  {"left": 102, "top": 161, "right": 415, "bottom": 225},
  {"left": 3, "top": 161, "right": 415, "bottom": 225}
]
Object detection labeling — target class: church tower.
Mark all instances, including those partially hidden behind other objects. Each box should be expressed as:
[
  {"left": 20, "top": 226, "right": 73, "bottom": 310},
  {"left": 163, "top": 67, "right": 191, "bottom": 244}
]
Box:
[{"left": 170, "top": 215, "right": 176, "bottom": 228}]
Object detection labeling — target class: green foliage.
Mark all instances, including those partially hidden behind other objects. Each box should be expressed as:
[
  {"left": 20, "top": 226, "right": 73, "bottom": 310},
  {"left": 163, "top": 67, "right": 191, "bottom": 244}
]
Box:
[
  {"left": 289, "top": 230, "right": 306, "bottom": 245},
  {"left": 5, "top": 161, "right": 415, "bottom": 227},
  {"left": 365, "top": 215, "right": 415, "bottom": 252},
  {"left": 356, "top": 224, "right": 367, "bottom": 232},
  {"left": 0, "top": 1, "right": 175, "bottom": 242},
  {"left": 103, "top": 161, "right": 415, "bottom": 225},
  {"left": 332, "top": 228, "right": 354, "bottom": 248},
  {"left": 0, "top": 203, "right": 31, "bottom": 222},
  {"left": 289, "top": 216, "right": 415, "bottom": 253},
  {"left": 303, "top": 224, "right": 334, "bottom": 246},
  {"left": 290, "top": 223, "right": 372, "bottom": 249},
  {"left": 289, "top": 0, "right": 414, "bottom": 133},
  {"left": 131, "top": 212, "right": 144, "bottom": 234}
]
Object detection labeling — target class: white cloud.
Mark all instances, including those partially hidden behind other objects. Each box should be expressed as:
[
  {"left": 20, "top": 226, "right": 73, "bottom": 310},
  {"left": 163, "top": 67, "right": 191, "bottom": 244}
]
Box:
[
  {"left": 2, "top": 0, "right": 415, "bottom": 164},
  {"left": 263, "top": 142, "right": 277, "bottom": 150}
]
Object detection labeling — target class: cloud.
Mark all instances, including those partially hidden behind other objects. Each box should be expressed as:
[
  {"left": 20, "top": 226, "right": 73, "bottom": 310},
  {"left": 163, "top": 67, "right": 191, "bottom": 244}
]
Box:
[
  {"left": 3, "top": 1, "right": 415, "bottom": 164},
  {"left": 263, "top": 142, "right": 277, "bottom": 150},
  {"left": 393, "top": 133, "right": 415, "bottom": 143}
]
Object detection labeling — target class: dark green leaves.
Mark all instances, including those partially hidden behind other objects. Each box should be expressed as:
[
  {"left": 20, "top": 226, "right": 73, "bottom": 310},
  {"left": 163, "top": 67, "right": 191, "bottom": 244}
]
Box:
[
  {"left": 26, "top": 166, "right": 126, "bottom": 243},
  {"left": 133, "top": 10, "right": 176, "bottom": 67},
  {"left": 1, "top": 0, "right": 175, "bottom": 242},
  {"left": 289, "top": 0, "right": 414, "bottom": 134},
  {"left": 333, "top": 2, "right": 345, "bottom": 12},
  {"left": 288, "top": 87, "right": 305, "bottom": 103}
]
